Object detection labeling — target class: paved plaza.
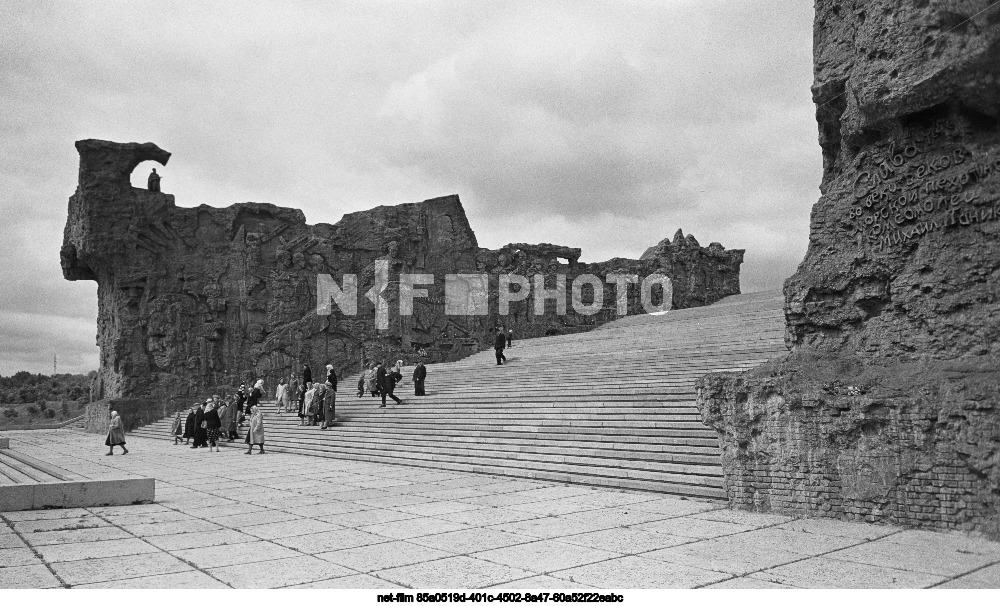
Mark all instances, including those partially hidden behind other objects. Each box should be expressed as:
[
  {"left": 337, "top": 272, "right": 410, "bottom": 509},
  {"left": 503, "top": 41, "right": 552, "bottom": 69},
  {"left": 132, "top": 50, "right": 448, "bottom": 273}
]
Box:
[{"left": 0, "top": 430, "right": 998, "bottom": 589}]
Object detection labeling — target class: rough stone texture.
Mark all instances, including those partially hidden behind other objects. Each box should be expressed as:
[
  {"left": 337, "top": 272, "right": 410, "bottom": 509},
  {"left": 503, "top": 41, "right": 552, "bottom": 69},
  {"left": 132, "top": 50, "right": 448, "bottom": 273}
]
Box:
[
  {"left": 697, "top": 1, "right": 1000, "bottom": 536},
  {"left": 62, "top": 139, "right": 743, "bottom": 405},
  {"left": 84, "top": 399, "right": 166, "bottom": 434}
]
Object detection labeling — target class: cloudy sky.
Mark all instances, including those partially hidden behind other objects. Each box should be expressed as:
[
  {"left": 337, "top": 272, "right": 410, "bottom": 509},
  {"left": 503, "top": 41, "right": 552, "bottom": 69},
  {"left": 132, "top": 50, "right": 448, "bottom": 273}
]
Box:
[{"left": 0, "top": 0, "right": 818, "bottom": 376}]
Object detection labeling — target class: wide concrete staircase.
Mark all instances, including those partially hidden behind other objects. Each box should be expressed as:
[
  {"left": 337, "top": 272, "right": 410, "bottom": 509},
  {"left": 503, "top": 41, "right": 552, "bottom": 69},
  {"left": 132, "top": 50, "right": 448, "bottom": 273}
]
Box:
[{"left": 131, "top": 290, "right": 786, "bottom": 499}]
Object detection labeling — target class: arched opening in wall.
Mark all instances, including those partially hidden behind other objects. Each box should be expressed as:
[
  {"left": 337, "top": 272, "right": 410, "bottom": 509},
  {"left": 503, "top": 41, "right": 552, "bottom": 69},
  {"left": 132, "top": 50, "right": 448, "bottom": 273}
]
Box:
[{"left": 130, "top": 160, "right": 166, "bottom": 192}]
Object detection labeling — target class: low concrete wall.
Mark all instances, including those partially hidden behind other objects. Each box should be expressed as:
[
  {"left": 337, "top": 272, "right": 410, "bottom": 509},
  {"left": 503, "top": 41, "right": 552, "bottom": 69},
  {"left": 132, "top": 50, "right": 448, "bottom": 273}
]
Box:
[
  {"left": 85, "top": 399, "right": 167, "bottom": 434},
  {"left": 0, "top": 478, "right": 155, "bottom": 511}
]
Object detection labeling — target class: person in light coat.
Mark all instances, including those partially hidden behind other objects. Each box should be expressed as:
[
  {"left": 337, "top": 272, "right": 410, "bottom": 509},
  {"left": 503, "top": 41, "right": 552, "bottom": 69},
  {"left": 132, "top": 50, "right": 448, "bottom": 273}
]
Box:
[
  {"left": 244, "top": 404, "right": 265, "bottom": 454},
  {"left": 105, "top": 410, "right": 128, "bottom": 455}
]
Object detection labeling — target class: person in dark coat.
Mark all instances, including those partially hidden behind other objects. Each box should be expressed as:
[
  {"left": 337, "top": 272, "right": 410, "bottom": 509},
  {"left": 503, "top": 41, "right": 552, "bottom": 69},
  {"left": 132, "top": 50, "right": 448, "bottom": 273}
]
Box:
[
  {"left": 235, "top": 385, "right": 247, "bottom": 427},
  {"left": 325, "top": 364, "right": 337, "bottom": 390},
  {"left": 204, "top": 402, "right": 222, "bottom": 452},
  {"left": 183, "top": 406, "right": 197, "bottom": 444},
  {"left": 105, "top": 410, "right": 128, "bottom": 455},
  {"left": 507, "top": 328, "right": 513, "bottom": 348},
  {"left": 494, "top": 329, "right": 507, "bottom": 365},
  {"left": 321, "top": 381, "right": 337, "bottom": 429},
  {"left": 413, "top": 362, "right": 426, "bottom": 396},
  {"left": 377, "top": 361, "right": 402, "bottom": 408},
  {"left": 302, "top": 362, "right": 312, "bottom": 386},
  {"left": 192, "top": 402, "right": 207, "bottom": 448}
]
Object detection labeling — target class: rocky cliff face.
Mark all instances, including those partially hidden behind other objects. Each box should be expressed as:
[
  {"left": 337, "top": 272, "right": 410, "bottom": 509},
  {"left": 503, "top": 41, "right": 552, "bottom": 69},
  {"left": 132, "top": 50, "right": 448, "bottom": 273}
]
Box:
[
  {"left": 63, "top": 139, "right": 743, "bottom": 404},
  {"left": 697, "top": 1, "right": 1000, "bottom": 535}
]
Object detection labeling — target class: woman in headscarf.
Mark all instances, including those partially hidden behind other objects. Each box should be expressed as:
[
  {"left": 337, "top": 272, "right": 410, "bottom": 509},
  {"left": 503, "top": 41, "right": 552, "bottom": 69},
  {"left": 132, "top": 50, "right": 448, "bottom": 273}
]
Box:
[
  {"left": 183, "top": 405, "right": 197, "bottom": 444},
  {"left": 192, "top": 401, "right": 208, "bottom": 448},
  {"left": 248, "top": 379, "right": 263, "bottom": 412},
  {"left": 204, "top": 400, "right": 222, "bottom": 452},
  {"left": 244, "top": 404, "right": 265, "bottom": 454},
  {"left": 105, "top": 410, "right": 128, "bottom": 455},
  {"left": 170, "top": 411, "right": 184, "bottom": 445},
  {"left": 325, "top": 364, "right": 337, "bottom": 388},
  {"left": 320, "top": 380, "right": 337, "bottom": 429}
]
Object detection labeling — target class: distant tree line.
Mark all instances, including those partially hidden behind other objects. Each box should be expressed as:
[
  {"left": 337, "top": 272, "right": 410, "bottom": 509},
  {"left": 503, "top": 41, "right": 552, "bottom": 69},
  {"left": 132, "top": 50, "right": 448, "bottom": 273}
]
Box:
[{"left": 0, "top": 371, "right": 95, "bottom": 422}]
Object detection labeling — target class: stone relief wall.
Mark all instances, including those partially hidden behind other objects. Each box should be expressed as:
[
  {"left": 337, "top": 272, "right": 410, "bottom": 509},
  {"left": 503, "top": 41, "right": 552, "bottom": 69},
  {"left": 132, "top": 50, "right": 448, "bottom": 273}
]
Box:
[
  {"left": 63, "top": 139, "right": 743, "bottom": 406},
  {"left": 697, "top": 0, "right": 1000, "bottom": 535}
]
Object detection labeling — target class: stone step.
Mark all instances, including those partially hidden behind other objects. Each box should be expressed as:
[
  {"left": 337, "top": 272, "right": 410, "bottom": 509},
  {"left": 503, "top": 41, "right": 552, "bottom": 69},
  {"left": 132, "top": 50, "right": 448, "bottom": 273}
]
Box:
[{"left": 134, "top": 290, "right": 783, "bottom": 499}]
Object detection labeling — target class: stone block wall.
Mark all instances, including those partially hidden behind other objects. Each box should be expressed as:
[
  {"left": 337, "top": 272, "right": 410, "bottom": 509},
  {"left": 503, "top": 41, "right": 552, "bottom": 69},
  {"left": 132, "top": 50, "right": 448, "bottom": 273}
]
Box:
[{"left": 698, "top": 357, "right": 1000, "bottom": 535}]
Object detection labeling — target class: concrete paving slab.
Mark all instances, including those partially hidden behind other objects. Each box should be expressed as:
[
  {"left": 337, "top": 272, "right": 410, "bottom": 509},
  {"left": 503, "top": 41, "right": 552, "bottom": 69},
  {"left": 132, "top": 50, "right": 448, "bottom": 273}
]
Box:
[
  {"left": 691, "top": 508, "right": 794, "bottom": 527},
  {"left": 410, "top": 527, "right": 538, "bottom": 554},
  {"left": 642, "top": 538, "right": 803, "bottom": 575},
  {"left": 0, "top": 533, "right": 27, "bottom": 549},
  {"left": 493, "top": 516, "right": 611, "bottom": 539},
  {"left": 317, "top": 540, "right": 453, "bottom": 572},
  {"left": 0, "top": 547, "right": 41, "bottom": 568},
  {"left": 21, "top": 526, "right": 134, "bottom": 547},
  {"left": 241, "top": 518, "right": 343, "bottom": 540},
  {"left": 375, "top": 554, "right": 532, "bottom": 588},
  {"left": 1, "top": 507, "right": 93, "bottom": 521},
  {"left": 213, "top": 509, "right": 301, "bottom": 528},
  {"left": 550, "top": 554, "right": 731, "bottom": 588},
  {"left": 935, "top": 562, "right": 1000, "bottom": 588},
  {"left": 276, "top": 528, "right": 392, "bottom": 554},
  {"left": 118, "top": 518, "right": 224, "bottom": 537},
  {"left": 825, "top": 536, "right": 1000, "bottom": 577},
  {"left": 12, "top": 516, "right": 108, "bottom": 533},
  {"left": 630, "top": 497, "right": 722, "bottom": 517},
  {"left": 705, "top": 575, "right": 797, "bottom": 588},
  {"left": 507, "top": 497, "right": 608, "bottom": 516},
  {"left": 488, "top": 574, "right": 596, "bottom": 589},
  {"left": 475, "top": 539, "right": 620, "bottom": 575},
  {"left": 755, "top": 555, "right": 947, "bottom": 588},
  {"left": 438, "top": 506, "right": 544, "bottom": 527},
  {"left": 209, "top": 554, "right": 356, "bottom": 588},
  {"left": 76, "top": 569, "right": 229, "bottom": 588},
  {"left": 555, "top": 507, "right": 676, "bottom": 529},
  {"left": 726, "top": 526, "right": 864, "bottom": 556},
  {"left": 360, "top": 517, "right": 471, "bottom": 540},
  {"left": 51, "top": 551, "right": 193, "bottom": 586},
  {"left": 34, "top": 537, "right": 160, "bottom": 563},
  {"left": 0, "top": 563, "right": 62, "bottom": 588},
  {"left": 556, "top": 527, "right": 693, "bottom": 555},
  {"left": 776, "top": 517, "right": 898, "bottom": 540},
  {"left": 326, "top": 508, "right": 419, "bottom": 528},
  {"left": 884, "top": 529, "right": 1000, "bottom": 556},
  {"left": 172, "top": 540, "right": 301, "bottom": 568},
  {"left": 393, "top": 500, "right": 483, "bottom": 517},
  {"left": 142, "top": 528, "right": 256, "bottom": 551},
  {"left": 632, "top": 517, "right": 752, "bottom": 539},
  {"left": 287, "top": 574, "right": 407, "bottom": 589}
]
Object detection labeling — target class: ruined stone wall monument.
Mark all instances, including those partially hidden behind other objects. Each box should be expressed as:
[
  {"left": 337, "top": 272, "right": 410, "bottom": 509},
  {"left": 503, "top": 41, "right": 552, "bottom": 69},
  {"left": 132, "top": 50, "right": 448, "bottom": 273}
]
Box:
[
  {"left": 697, "top": 0, "right": 1000, "bottom": 535},
  {"left": 63, "top": 139, "right": 743, "bottom": 410}
]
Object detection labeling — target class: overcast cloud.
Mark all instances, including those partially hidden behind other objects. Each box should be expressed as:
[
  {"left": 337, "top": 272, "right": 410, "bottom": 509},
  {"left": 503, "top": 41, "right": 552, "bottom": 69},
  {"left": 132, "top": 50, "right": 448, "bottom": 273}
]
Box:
[{"left": 0, "top": 0, "right": 818, "bottom": 375}]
